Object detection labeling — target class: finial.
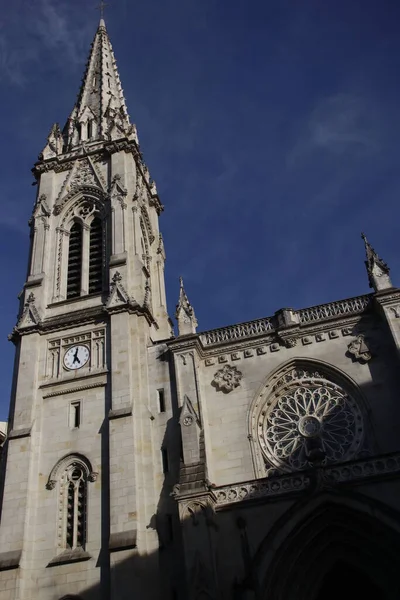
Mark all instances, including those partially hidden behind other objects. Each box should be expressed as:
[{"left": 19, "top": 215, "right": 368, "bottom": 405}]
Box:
[
  {"left": 175, "top": 277, "right": 198, "bottom": 336},
  {"left": 361, "top": 232, "right": 392, "bottom": 292},
  {"left": 97, "top": 0, "right": 108, "bottom": 26}
]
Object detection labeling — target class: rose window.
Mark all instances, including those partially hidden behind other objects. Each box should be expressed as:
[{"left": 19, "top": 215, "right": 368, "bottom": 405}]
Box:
[{"left": 257, "top": 371, "right": 364, "bottom": 471}]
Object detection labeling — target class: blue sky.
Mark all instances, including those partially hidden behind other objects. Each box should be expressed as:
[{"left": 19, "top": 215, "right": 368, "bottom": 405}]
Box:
[{"left": 0, "top": 0, "right": 399, "bottom": 418}]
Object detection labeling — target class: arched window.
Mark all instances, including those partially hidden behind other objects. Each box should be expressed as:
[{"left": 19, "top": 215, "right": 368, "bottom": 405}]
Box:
[
  {"left": 46, "top": 454, "right": 97, "bottom": 553},
  {"left": 89, "top": 217, "right": 103, "bottom": 294},
  {"left": 87, "top": 119, "right": 93, "bottom": 139},
  {"left": 67, "top": 222, "right": 83, "bottom": 299}
]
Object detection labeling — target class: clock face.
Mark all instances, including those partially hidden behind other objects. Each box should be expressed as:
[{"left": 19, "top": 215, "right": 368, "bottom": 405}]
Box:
[{"left": 63, "top": 345, "right": 90, "bottom": 370}]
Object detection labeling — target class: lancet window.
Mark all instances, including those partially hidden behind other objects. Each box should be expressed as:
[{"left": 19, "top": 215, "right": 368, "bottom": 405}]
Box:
[
  {"left": 89, "top": 217, "right": 103, "bottom": 294},
  {"left": 65, "top": 202, "right": 104, "bottom": 300},
  {"left": 46, "top": 455, "right": 96, "bottom": 552},
  {"left": 62, "top": 463, "right": 87, "bottom": 549},
  {"left": 67, "top": 222, "right": 83, "bottom": 299}
]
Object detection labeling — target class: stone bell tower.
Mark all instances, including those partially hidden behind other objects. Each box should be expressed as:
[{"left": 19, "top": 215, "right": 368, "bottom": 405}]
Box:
[{"left": 0, "top": 18, "right": 174, "bottom": 600}]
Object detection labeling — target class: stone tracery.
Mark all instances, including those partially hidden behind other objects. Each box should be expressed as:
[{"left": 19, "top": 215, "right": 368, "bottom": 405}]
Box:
[{"left": 252, "top": 366, "right": 364, "bottom": 473}]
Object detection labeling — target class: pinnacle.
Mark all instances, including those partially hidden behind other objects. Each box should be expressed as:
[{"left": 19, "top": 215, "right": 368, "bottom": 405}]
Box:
[{"left": 361, "top": 232, "right": 391, "bottom": 291}]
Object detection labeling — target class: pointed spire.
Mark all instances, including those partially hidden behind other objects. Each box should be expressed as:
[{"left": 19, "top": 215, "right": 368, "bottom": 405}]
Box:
[
  {"left": 361, "top": 233, "right": 392, "bottom": 292},
  {"left": 175, "top": 277, "right": 198, "bottom": 336},
  {"left": 63, "top": 19, "right": 138, "bottom": 150}
]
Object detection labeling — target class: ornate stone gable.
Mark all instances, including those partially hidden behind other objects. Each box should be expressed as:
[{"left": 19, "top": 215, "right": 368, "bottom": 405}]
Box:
[
  {"left": 17, "top": 293, "right": 41, "bottom": 330},
  {"left": 106, "top": 272, "right": 134, "bottom": 309},
  {"left": 54, "top": 157, "right": 107, "bottom": 215}
]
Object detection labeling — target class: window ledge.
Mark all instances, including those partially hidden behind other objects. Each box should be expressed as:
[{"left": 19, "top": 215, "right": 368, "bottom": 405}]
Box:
[
  {"left": 47, "top": 548, "right": 91, "bottom": 567},
  {"left": 48, "top": 292, "right": 103, "bottom": 309},
  {"left": 109, "top": 529, "right": 137, "bottom": 552},
  {"left": 0, "top": 549, "right": 21, "bottom": 571}
]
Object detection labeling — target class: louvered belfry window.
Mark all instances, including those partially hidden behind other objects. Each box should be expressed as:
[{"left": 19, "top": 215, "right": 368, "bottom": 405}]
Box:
[
  {"left": 89, "top": 217, "right": 103, "bottom": 294},
  {"left": 67, "top": 222, "right": 83, "bottom": 299},
  {"left": 64, "top": 465, "right": 87, "bottom": 550}
]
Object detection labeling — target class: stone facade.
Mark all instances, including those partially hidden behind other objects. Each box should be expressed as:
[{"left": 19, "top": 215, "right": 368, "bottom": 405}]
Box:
[{"left": 0, "top": 18, "right": 400, "bottom": 600}]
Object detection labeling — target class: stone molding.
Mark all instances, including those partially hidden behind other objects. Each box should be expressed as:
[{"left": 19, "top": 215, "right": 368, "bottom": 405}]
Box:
[
  {"left": 42, "top": 379, "right": 107, "bottom": 399},
  {"left": 0, "top": 549, "right": 21, "bottom": 571},
  {"left": 109, "top": 406, "right": 132, "bottom": 420},
  {"left": 47, "top": 548, "right": 91, "bottom": 567},
  {"left": 8, "top": 427, "right": 31, "bottom": 440},
  {"left": 210, "top": 451, "right": 400, "bottom": 509},
  {"left": 109, "top": 529, "right": 137, "bottom": 552}
]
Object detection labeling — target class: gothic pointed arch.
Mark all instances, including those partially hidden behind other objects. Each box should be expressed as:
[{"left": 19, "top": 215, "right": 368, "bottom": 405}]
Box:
[
  {"left": 248, "top": 359, "right": 372, "bottom": 478},
  {"left": 54, "top": 191, "right": 108, "bottom": 301},
  {"left": 248, "top": 492, "right": 400, "bottom": 600}
]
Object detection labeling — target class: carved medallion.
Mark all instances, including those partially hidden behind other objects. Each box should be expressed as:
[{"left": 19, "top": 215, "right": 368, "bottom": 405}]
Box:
[{"left": 212, "top": 364, "right": 242, "bottom": 393}]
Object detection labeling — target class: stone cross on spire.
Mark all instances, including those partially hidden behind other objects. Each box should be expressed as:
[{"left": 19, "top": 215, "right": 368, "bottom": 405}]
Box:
[
  {"left": 175, "top": 277, "right": 198, "bottom": 336},
  {"left": 97, "top": 0, "right": 108, "bottom": 21},
  {"left": 361, "top": 233, "right": 392, "bottom": 292}
]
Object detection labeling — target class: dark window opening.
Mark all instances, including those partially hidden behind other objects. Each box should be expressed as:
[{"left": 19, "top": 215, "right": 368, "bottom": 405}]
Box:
[
  {"left": 66, "top": 481, "right": 75, "bottom": 548},
  {"left": 66, "top": 466, "right": 87, "bottom": 550},
  {"left": 161, "top": 448, "right": 169, "bottom": 473},
  {"left": 89, "top": 217, "right": 103, "bottom": 294},
  {"left": 158, "top": 389, "right": 166, "bottom": 413},
  {"left": 67, "top": 223, "right": 83, "bottom": 299},
  {"left": 71, "top": 402, "right": 81, "bottom": 429},
  {"left": 87, "top": 120, "right": 93, "bottom": 139}
]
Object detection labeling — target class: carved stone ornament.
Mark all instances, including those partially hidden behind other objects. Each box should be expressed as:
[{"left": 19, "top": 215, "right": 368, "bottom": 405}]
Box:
[
  {"left": 183, "top": 416, "right": 194, "bottom": 426},
  {"left": 17, "top": 292, "right": 41, "bottom": 329},
  {"left": 88, "top": 471, "right": 98, "bottom": 483},
  {"left": 46, "top": 479, "right": 57, "bottom": 490},
  {"left": 256, "top": 368, "right": 364, "bottom": 472},
  {"left": 212, "top": 364, "right": 242, "bottom": 393},
  {"left": 347, "top": 335, "right": 372, "bottom": 363}
]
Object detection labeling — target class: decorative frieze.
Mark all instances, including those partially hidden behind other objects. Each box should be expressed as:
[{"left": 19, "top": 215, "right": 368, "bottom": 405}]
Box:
[
  {"left": 201, "top": 295, "right": 371, "bottom": 347},
  {"left": 212, "top": 452, "right": 400, "bottom": 508},
  {"left": 215, "top": 475, "right": 310, "bottom": 506},
  {"left": 203, "top": 327, "right": 369, "bottom": 366},
  {"left": 202, "top": 317, "right": 274, "bottom": 345},
  {"left": 298, "top": 295, "right": 371, "bottom": 325}
]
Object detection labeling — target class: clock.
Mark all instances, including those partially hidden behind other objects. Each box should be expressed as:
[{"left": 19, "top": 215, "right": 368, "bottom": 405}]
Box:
[{"left": 63, "top": 345, "right": 90, "bottom": 370}]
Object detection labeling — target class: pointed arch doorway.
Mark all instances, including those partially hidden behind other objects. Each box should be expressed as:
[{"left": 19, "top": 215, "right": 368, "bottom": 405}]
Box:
[{"left": 254, "top": 498, "right": 400, "bottom": 600}]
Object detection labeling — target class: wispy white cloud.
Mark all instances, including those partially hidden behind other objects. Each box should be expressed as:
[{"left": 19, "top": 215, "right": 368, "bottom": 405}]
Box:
[
  {"left": 0, "top": 0, "right": 92, "bottom": 86},
  {"left": 288, "top": 92, "right": 380, "bottom": 166}
]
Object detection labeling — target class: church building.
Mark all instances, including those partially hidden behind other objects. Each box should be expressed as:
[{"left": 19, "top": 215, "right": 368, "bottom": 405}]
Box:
[{"left": 0, "top": 17, "right": 400, "bottom": 600}]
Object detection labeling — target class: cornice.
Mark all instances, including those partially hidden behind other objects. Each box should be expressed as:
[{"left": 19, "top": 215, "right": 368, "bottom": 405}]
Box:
[
  {"left": 32, "top": 137, "right": 139, "bottom": 178},
  {"left": 41, "top": 378, "right": 107, "bottom": 399},
  {"left": 174, "top": 451, "right": 400, "bottom": 510}
]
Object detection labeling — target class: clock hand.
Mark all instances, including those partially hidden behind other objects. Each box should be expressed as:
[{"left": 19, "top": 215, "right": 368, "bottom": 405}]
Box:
[{"left": 72, "top": 348, "right": 80, "bottom": 364}]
